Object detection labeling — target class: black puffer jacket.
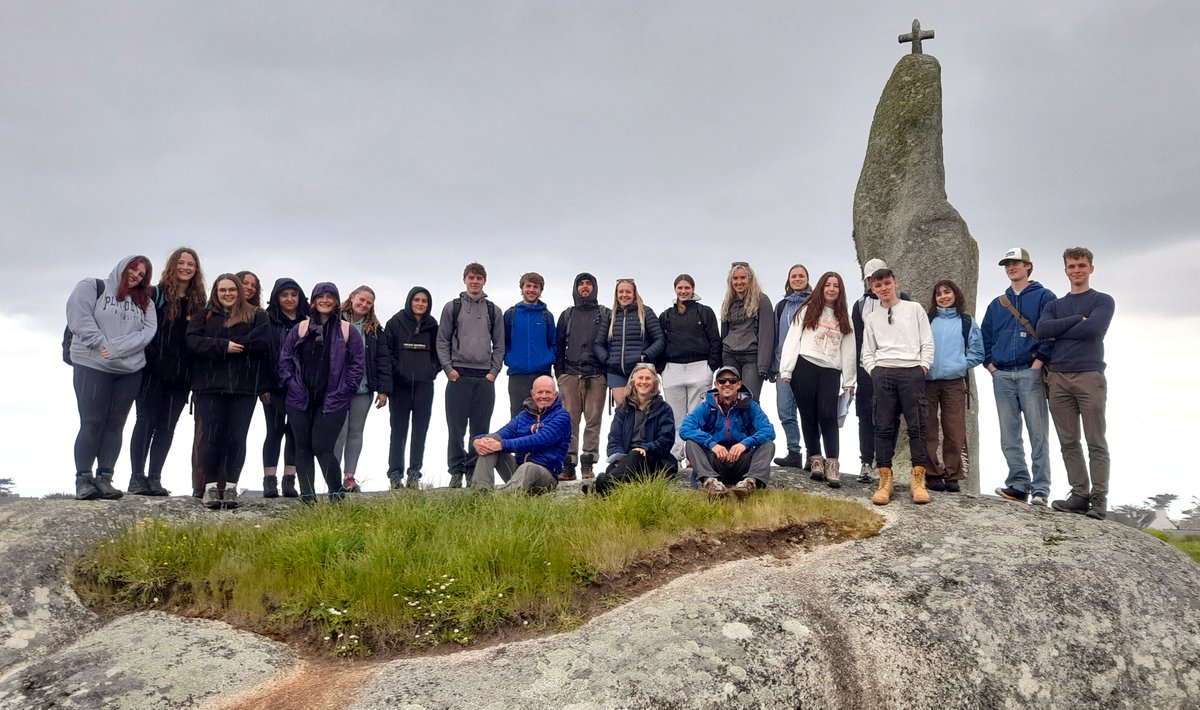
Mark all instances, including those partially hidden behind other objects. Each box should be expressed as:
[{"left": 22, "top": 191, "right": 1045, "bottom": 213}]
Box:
[{"left": 594, "top": 304, "right": 666, "bottom": 378}]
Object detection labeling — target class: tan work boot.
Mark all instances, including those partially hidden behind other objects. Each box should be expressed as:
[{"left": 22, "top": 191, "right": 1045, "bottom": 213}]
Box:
[
  {"left": 824, "top": 459, "right": 841, "bottom": 489},
  {"left": 871, "top": 467, "right": 894, "bottom": 506},
  {"left": 910, "top": 465, "right": 931, "bottom": 504}
]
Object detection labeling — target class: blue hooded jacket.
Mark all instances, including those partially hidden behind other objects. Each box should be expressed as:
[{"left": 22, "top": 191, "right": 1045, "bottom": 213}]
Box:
[
  {"left": 504, "top": 300, "right": 556, "bottom": 375},
  {"left": 484, "top": 396, "right": 571, "bottom": 474},
  {"left": 679, "top": 386, "right": 775, "bottom": 450},
  {"left": 982, "top": 281, "right": 1056, "bottom": 369}
]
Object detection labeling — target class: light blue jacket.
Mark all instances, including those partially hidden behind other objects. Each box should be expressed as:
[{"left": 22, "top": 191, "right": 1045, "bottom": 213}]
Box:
[{"left": 927, "top": 308, "right": 984, "bottom": 381}]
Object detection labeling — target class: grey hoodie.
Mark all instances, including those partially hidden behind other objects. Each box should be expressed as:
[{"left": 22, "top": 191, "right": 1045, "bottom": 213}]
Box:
[
  {"left": 66, "top": 256, "right": 158, "bottom": 374},
  {"left": 436, "top": 291, "right": 505, "bottom": 375}
]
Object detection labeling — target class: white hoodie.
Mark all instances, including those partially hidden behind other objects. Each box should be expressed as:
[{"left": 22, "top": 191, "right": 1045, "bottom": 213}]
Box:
[{"left": 778, "top": 304, "right": 856, "bottom": 388}]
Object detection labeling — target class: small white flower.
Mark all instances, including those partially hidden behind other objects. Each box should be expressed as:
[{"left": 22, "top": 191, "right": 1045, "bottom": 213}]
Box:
[
  {"left": 453, "top": 628, "right": 459, "bottom": 633},
  {"left": 497, "top": 593, "right": 504, "bottom": 598},
  {"left": 152, "top": 597, "right": 159, "bottom": 603},
  {"left": 324, "top": 636, "right": 331, "bottom": 641}
]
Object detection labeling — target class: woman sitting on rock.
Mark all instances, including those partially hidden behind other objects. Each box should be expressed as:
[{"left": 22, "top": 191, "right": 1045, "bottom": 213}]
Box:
[{"left": 592, "top": 363, "right": 677, "bottom": 496}]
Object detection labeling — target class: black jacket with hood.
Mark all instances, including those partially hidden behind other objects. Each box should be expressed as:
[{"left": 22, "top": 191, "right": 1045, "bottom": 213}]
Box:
[
  {"left": 659, "top": 299, "right": 722, "bottom": 370},
  {"left": 265, "top": 278, "right": 310, "bottom": 393},
  {"left": 186, "top": 305, "right": 270, "bottom": 396},
  {"left": 383, "top": 287, "right": 440, "bottom": 386},
  {"left": 555, "top": 272, "right": 610, "bottom": 377}
]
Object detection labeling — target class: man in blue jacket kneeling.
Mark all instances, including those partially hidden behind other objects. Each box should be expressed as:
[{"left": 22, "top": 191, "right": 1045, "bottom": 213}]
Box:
[
  {"left": 680, "top": 366, "right": 776, "bottom": 499},
  {"left": 470, "top": 375, "right": 570, "bottom": 493}
]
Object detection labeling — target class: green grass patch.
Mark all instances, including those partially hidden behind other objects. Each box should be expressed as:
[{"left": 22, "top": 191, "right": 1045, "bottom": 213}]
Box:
[
  {"left": 1146, "top": 530, "right": 1200, "bottom": 563},
  {"left": 73, "top": 480, "right": 881, "bottom": 657}
]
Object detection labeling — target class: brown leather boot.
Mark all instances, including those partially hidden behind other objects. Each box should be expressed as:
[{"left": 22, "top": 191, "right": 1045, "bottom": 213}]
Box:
[
  {"left": 871, "top": 467, "right": 894, "bottom": 506},
  {"left": 910, "top": 465, "right": 931, "bottom": 504}
]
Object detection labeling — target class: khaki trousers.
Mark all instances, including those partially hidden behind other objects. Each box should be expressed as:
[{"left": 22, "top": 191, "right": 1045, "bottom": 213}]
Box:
[{"left": 1047, "top": 371, "right": 1109, "bottom": 497}]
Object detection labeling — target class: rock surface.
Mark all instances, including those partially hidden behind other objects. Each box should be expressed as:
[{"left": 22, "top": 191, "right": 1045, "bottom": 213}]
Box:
[
  {"left": 852, "top": 52, "right": 982, "bottom": 492},
  {"left": 1, "top": 476, "right": 1198, "bottom": 709}
]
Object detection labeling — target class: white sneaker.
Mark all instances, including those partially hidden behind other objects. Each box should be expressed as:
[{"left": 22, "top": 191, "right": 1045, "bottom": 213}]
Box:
[
  {"left": 1031, "top": 494, "right": 1048, "bottom": 507},
  {"left": 702, "top": 478, "right": 728, "bottom": 500}
]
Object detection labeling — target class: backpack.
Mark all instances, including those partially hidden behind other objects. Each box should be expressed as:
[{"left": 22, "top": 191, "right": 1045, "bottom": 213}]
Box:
[
  {"left": 62, "top": 279, "right": 105, "bottom": 365},
  {"left": 450, "top": 297, "right": 497, "bottom": 350},
  {"left": 503, "top": 306, "right": 554, "bottom": 349},
  {"left": 929, "top": 311, "right": 974, "bottom": 406}
]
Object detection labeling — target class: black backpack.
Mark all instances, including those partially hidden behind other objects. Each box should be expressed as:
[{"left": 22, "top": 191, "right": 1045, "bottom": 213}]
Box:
[{"left": 62, "top": 279, "right": 105, "bottom": 365}]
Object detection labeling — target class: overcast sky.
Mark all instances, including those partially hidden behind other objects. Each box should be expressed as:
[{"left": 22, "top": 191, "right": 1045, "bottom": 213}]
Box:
[{"left": 2, "top": 2, "right": 1197, "bottom": 513}]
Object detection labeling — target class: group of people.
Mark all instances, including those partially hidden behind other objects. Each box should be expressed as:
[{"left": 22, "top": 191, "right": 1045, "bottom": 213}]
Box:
[{"left": 65, "top": 247, "right": 1113, "bottom": 516}]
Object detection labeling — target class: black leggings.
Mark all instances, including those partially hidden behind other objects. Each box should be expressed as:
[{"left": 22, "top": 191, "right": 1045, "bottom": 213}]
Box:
[
  {"left": 261, "top": 394, "right": 296, "bottom": 468},
  {"left": 593, "top": 450, "right": 675, "bottom": 496},
  {"left": 130, "top": 374, "right": 190, "bottom": 476},
  {"left": 193, "top": 393, "right": 257, "bottom": 486},
  {"left": 73, "top": 365, "right": 142, "bottom": 476},
  {"left": 289, "top": 406, "right": 348, "bottom": 497},
  {"left": 388, "top": 380, "right": 434, "bottom": 474},
  {"left": 791, "top": 357, "right": 842, "bottom": 460}
]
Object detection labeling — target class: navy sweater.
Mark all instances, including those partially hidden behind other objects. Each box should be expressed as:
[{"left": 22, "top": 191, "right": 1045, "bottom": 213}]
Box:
[{"left": 1036, "top": 289, "right": 1115, "bottom": 373}]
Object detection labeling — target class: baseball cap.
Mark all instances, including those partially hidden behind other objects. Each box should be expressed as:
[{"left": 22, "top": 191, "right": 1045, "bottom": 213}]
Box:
[
  {"left": 862, "top": 258, "right": 888, "bottom": 280},
  {"left": 998, "top": 247, "right": 1032, "bottom": 265},
  {"left": 713, "top": 366, "right": 740, "bottom": 382}
]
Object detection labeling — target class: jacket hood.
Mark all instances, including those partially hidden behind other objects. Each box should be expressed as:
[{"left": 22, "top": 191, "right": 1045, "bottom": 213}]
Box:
[
  {"left": 1005, "top": 280, "right": 1046, "bottom": 299},
  {"left": 572, "top": 272, "right": 599, "bottom": 308},
  {"left": 704, "top": 384, "right": 754, "bottom": 404},
  {"left": 108, "top": 255, "right": 151, "bottom": 292},
  {"left": 311, "top": 282, "right": 340, "bottom": 303},
  {"left": 267, "top": 277, "right": 310, "bottom": 323},
  {"left": 405, "top": 286, "right": 432, "bottom": 315}
]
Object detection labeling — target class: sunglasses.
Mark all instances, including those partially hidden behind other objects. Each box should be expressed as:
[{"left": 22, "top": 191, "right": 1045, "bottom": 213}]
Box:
[
  {"left": 887, "top": 307, "right": 893, "bottom": 325},
  {"left": 616, "top": 278, "right": 636, "bottom": 284},
  {"left": 730, "top": 261, "right": 749, "bottom": 268},
  {"left": 715, "top": 377, "right": 740, "bottom": 385}
]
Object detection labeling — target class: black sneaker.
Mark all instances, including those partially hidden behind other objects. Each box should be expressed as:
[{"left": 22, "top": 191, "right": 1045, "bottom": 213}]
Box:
[
  {"left": 1086, "top": 495, "right": 1107, "bottom": 520},
  {"left": 925, "top": 476, "right": 946, "bottom": 492},
  {"left": 943, "top": 479, "right": 961, "bottom": 493},
  {"left": 994, "top": 486, "right": 1029, "bottom": 503},
  {"left": 1051, "top": 493, "right": 1089, "bottom": 514},
  {"left": 773, "top": 451, "right": 804, "bottom": 468}
]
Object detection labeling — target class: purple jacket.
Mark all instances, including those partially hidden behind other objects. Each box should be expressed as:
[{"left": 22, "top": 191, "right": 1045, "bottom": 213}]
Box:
[{"left": 279, "top": 317, "right": 366, "bottom": 414}]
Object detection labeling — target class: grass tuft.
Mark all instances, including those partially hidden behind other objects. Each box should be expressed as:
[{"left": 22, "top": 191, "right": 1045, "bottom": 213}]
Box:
[
  {"left": 73, "top": 480, "right": 881, "bottom": 656},
  {"left": 1146, "top": 530, "right": 1200, "bottom": 563}
]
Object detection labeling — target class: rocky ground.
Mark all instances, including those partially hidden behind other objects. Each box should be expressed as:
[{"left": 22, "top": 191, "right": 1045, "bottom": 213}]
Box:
[{"left": 1, "top": 471, "right": 1197, "bottom": 709}]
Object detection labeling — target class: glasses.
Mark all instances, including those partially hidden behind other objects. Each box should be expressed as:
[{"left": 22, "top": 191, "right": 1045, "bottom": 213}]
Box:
[
  {"left": 887, "top": 307, "right": 893, "bottom": 325},
  {"left": 715, "top": 377, "right": 740, "bottom": 385}
]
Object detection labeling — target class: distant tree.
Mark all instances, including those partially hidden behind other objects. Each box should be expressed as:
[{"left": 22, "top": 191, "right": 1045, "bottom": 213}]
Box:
[
  {"left": 1115, "top": 503, "right": 1151, "bottom": 519},
  {"left": 1180, "top": 497, "right": 1200, "bottom": 529},
  {"left": 0, "top": 478, "right": 13, "bottom": 496},
  {"left": 42, "top": 492, "right": 75, "bottom": 499},
  {"left": 1147, "top": 494, "right": 1179, "bottom": 511}
]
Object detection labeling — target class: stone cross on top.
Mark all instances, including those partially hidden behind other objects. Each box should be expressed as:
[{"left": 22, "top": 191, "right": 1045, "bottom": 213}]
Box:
[{"left": 898, "top": 19, "right": 934, "bottom": 54}]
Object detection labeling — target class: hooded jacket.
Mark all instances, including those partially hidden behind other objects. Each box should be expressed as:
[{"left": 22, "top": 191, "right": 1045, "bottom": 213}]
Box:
[
  {"left": 981, "top": 281, "right": 1056, "bottom": 370},
  {"left": 186, "top": 305, "right": 270, "bottom": 395},
  {"left": 594, "top": 304, "right": 666, "bottom": 378},
  {"left": 678, "top": 385, "right": 775, "bottom": 450},
  {"left": 928, "top": 308, "right": 985, "bottom": 381},
  {"left": 659, "top": 299, "right": 721, "bottom": 370},
  {"left": 772, "top": 288, "right": 811, "bottom": 373},
  {"left": 66, "top": 255, "right": 158, "bottom": 374},
  {"left": 607, "top": 394, "right": 678, "bottom": 470},
  {"left": 555, "top": 272, "right": 609, "bottom": 377},
  {"left": 436, "top": 291, "right": 504, "bottom": 376},
  {"left": 504, "top": 300, "right": 556, "bottom": 376},
  {"left": 279, "top": 311, "right": 367, "bottom": 414},
  {"left": 383, "top": 287, "right": 440, "bottom": 385},
  {"left": 720, "top": 295, "right": 775, "bottom": 377},
  {"left": 264, "top": 278, "right": 310, "bottom": 393},
  {"left": 483, "top": 396, "right": 571, "bottom": 474}
]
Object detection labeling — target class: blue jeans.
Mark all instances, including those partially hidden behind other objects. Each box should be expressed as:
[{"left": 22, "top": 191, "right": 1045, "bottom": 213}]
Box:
[
  {"left": 775, "top": 378, "right": 801, "bottom": 455},
  {"left": 991, "top": 367, "right": 1051, "bottom": 496}
]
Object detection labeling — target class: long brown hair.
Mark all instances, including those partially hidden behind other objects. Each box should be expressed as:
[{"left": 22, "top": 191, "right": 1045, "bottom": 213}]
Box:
[
  {"left": 157, "top": 247, "right": 206, "bottom": 320},
  {"left": 927, "top": 279, "right": 968, "bottom": 318},
  {"left": 236, "top": 270, "right": 262, "bottom": 309},
  {"left": 796, "top": 272, "right": 851, "bottom": 334},
  {"left": 341, "top": 285, "right": 381, "bottom": 335},
  {"left": 209, "top": 273, "right": 258, "bottom": 327},
  {"left": 116, "top": 256, "right": 154, "bottom": 311}
]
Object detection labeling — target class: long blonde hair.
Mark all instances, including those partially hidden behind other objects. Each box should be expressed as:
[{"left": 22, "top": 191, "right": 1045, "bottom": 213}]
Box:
[
  {"left": 627, "top": 363, "right": 660, "bottom": 411},
  {"left": 340, "top": 285, "right": 381, "bottom": 335},
  {"left": 608, "top": 279, "right": 646, "bottom": 339},
  {"left": 720, "top": 262, "right": 763, "bottom": 322}
]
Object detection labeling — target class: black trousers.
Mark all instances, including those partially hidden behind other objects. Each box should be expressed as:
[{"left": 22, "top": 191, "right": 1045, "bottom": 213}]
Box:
[
  {"left": 445, "top": 376, "right": 495, "bottom": 475},
  {"left": 389, "top": 379, "right": 434, "bottom": 475},
  {"left": 193, "top": 393, "right": 257, "bottom": 486},
  {"left": 130, "top": 373, "right": 190, "bottom": 476},
  {"left": 261, "top": 394, "right": 296, "bottom": 468},
  {"left": 289, "top": 406, "right": 348, "bottom": 497},
  {"left": 507, "top": 373, "right": 543, "bottom": 417},
  {"left": 791, "top": 357, "right": 842, "bottom": 460},
  {"left": 73, "top": 364, "right": 142, "bottom": 476},
  {"left": 593, "top": 450, "right": 675, "bottom": 496},
  {"left": 871, "top": 366, "right": 931, "bottom": 469}
]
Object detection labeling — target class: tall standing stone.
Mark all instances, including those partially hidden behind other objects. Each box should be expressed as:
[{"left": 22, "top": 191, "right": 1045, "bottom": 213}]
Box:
[{"left": 853, "top": 33, "right": 981, "bottom": 493}]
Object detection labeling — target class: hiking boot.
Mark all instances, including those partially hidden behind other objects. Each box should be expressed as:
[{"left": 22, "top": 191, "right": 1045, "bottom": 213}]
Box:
[
  {"left": 943, "top": 479, "right": 961, "bottom": 493},
  {"left": 703, "top": 478, "right": 728, "bottom": 500},
  {"left": 1030, "top": 494, "right": 1048, "bottom": 507},
  {"left": 825, "top": 459, "right": 841, "bottom": 489},
  {"left": 127, "top": 473, "right": 152, "bottom": 496},
  {"left": 995, "top": 486, "right": 1029, "bottom": 503},
  {"left": 387, "top": 471, "right": 404, "bottom": 490},
  {"left": 731, "top": 477, "right": 758, "bottom": 499},
  {"left": 910, "top": 466, "right": 931, "bottom": 504},
  {"left": 94, "top": 472, "right": 124, "bottom": 500},
  {"left": 145, "top": 474, "right": 170, "bottom": 497},
  {"left": 773, "top": 450, "right": 804, "bottom": 468},
  {"left": 343, "top": 475, "right": 361, "bottom": 493},
  {"left": 222, "top": 486, "right": 239, "bottom": 509},
  {"left": 925, "top": 476, "right": 946, "bottom": 492},
  {"left": 406, "top": 468, "right": 422, "bottom": 489},
  {"left": 192, "top": 487, "right": 204, "bottom": 499},
  {"left": 449, "top": 472, "right": 464, "bottom": 488},
  {"left": 808, "top": 455, "right": 826, "bottom": 481},
  {"left": 263, "top": 475, "right": 279, "bottom": 498},
  {"left": 75, "top": 473, "right": 101, "bottom": 501},
  {"left": 557, "top": 470, "right": 577, "bottom": 481},
  {"left": 281, "top": 474, "right": 298, "bottom": 498},
  {"left": 857, "top": 463, "right": 874, "bottom": 484},
  {"left": 1086, "top": 495, "right": 1107, "bottom": 520},
  {"left": 202, "top": 483, "right": 222, "bottom": 510},
  {"left": 580, "top": 454, "right": 597, "bottom": 480},
  {"left": 871, "top": 467, "right": 894, "bottom": 506},
  {"left": 1051, "top": 493, "right": 1090, "bottom": 515}
]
